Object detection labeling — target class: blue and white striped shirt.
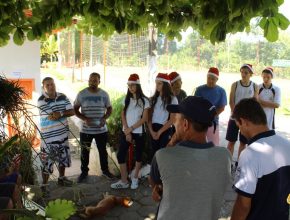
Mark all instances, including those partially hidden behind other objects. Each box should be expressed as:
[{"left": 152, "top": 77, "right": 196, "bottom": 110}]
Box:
[{"left": 38, "top": 92, "right": 72, "bottom": 143}]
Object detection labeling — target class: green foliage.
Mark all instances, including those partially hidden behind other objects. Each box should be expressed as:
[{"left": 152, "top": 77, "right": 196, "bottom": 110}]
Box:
[
  {"left": 4, "top": 199, "right": 76, "bottom": 220},
  {"left": 158, "top": 29, "right": 290, "bottom": 79},
  {"left": 106, "top": 92, "right": 125, "bottom": 149},
  {"left": 0, "top": 135, "right": 18, "bottom": 158},
  {"left": 41, "top": 35, "right": 58, "bottom": 62},
  {"left": 45, "top": 199, "right": 76, "bottom": 220},
  {"left": 0, "top": 0, "right": 289, "bottom": 46}
]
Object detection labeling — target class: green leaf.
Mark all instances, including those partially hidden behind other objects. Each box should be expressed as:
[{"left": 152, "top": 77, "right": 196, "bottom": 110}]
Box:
[
  {"left": 45, "top": 199, "right": 76, "bottom": 220},
  {"left": 276, "top": 0, "right": 284, "bottom": 5},
  {"left": 277, "top": 13, "right": 289, "bottom": 30},
  {"left": 26, "top": 30, "right": 35, "bottom": 41},
  {"left": 13, "top": 28, "right": 25, "bottom": 45},
  {"left": 265, "top": 19, "right": 279, "bottom": 42},
  {"left": 259, "top": 17, "right": 267, "bottom": 29}
]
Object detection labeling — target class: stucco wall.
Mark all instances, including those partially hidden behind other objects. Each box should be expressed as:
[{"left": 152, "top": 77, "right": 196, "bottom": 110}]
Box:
[{"left": 0, "top": 38, "right": 41, "bottom": 99}]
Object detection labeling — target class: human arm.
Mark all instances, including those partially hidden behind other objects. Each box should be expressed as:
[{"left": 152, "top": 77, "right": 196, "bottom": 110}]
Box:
[
  {"left": 121, "top": 109, "right": 132, "bottom": 142},
  {"left": 215, "top": 87, "right": 227, "bottom": 116},
  {"left": 231, "top": 194, "right": 252, "bottom": 220},
  {"left": 258, "top": 99, "right": 280, "bottom": 108},
  {"left": 229, "top": 82, "right": 236, "bottom": 113},
  {"left": 49, "top": 109, "right": 74, "bottom": 120},
  {"left": 258, "top": 86, "right": 281, "bottom": 108},
  {"left": 216, "top": 106, "right": 225, "bottom": 115},
  {"left": 231, "top": 150, "right": 257, "bottom": 220},
  {"left": 74, "top": 103, "right": 89, "bottom": 122},
  {"left": 155, "top": 113, "right": 174, "bottom": 140},
  {"left": 253, "top": 83, "right": 259, "bottom": 100},
  {"left": 100, "top": 106, "right": 112, "bottom": 127},
  {"left": 149, "top": 155, "right": 163, "bottom": 202},
  {"left": 147, "top": 107, "right": 156, "bottom": 137}
]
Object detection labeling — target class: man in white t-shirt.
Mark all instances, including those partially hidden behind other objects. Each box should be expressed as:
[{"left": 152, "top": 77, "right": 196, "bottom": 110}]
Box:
[{"left": 258, "top": 67, "right": 281, "bottom": 129}]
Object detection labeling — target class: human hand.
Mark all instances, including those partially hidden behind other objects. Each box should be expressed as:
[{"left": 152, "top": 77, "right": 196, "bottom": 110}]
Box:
[
  {"left": 126, "top": 133, "right": 133, "bottom": 143},
  {"left": 84, "top": 117, "right": 93, "bottom": 126},
  {"left": 48, "top": 112, "right": 61, "bottom": 120},
  {"left": 152, "top": 184, "right": 163, "bottom": 202},
  {"left": 124, "top": 127, "right": 132, "bottom": 136},
  {"left": 167, "top": 133, "right": 179, "bottom": 147},
  {"left": 99, "top": 117, "right": 106, "bottom": 127}
]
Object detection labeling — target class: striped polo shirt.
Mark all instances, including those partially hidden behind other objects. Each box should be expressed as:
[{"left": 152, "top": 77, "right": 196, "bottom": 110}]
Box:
[
  {"left": 74, "top": 88, "right": 111, "bottom": 134},
  {"left": 38, "top": 92, "right": 72, "bottom": 143},
  {"left": 234, "top": 130, "right": 290, "bottom": 220}
]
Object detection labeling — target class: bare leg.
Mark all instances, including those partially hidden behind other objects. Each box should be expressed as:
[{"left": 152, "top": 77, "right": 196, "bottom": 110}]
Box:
[
  {"left": 12, "top": 185, "right": 22, "bottom": 208},
  {"left": 42, "top": 172, "right": 49, "bottom": 185},
  {"left": 120, "top": 164, "right": 128, "bottom": 183},
  {"left": 227, "top": 141, "right": 235, "bottom": 156},
  {"left": 59, "top": 166, "right": 65, "bottom": 178},
  {"left": 133, "top": 162, "right": 142, "bottom": 179}
]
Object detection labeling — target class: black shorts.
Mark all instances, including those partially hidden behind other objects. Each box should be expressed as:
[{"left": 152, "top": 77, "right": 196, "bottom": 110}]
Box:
[{"left": 225, "top": 119, "right": 247, "bottom": 144}]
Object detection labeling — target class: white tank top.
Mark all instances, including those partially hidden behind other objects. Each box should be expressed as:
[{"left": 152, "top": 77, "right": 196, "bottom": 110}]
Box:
[{"left": 234, "top": 80, "right": 255, "bottom": 105}]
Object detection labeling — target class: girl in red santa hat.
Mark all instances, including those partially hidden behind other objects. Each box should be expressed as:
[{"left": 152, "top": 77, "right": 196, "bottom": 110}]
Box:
[
  {"left": 111, "top": 74, "right": 149, "bottom": 190},
  {"left": 148, "top": 73, "right": 178, "bottom": 157}
]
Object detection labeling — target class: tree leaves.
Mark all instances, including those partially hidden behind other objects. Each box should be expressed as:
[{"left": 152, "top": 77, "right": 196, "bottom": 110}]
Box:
[{"left": 0, "top": 0, "right": 289, "bottom": 46}]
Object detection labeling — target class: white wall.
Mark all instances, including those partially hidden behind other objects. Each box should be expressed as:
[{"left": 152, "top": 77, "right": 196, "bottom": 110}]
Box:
[{"left": 0, "top": 38, "right": 41, "bottom": 98}]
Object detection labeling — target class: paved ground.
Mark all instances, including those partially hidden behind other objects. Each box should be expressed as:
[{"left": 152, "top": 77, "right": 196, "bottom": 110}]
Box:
[{"left": 32, "top": 70, "right": 290, "bottom": 219}]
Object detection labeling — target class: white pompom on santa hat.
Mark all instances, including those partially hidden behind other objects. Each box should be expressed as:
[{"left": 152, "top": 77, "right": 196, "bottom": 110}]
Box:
[
  {"left": 127, "top": 73, "right": 140, "bottom": 84},
  {"left": 155, "top": 73, "right": 170, "bottom": 84},
  {"left": 207, "top": 67, "right": 219, "bottom": 79}
]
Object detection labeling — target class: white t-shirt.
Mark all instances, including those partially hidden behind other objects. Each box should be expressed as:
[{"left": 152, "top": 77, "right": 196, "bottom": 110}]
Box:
[
  {"left": 234, "top": 131, "right": 290, "bottom": 220},
  {"left": 258, "top": 84, "right": 281, "bottom": 129},
  {"left": 152, "top": 96, "right": 178, "bottom": 125},
  {"left": 123, "top": 97, "right": 150, "bottom": 134}
]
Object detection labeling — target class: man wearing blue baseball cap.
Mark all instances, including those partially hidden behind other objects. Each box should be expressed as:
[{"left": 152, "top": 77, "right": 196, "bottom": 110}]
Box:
[{"left": 149, "top": 96, "right": 231, "bottom": 220}]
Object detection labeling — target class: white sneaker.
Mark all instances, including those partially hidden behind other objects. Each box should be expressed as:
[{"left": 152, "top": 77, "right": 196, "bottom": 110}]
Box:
[
  {"left": 131, "top": 178, "right": 139, "bottom": 189},
  {"left": 111, "top": 180, "right": 129, "bottom": 189}
]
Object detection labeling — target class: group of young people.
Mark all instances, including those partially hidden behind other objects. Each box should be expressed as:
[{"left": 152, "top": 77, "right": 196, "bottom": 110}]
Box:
[
  {"left": 2, "top": 63, "right": 286, "bottom": 220},
  {"left": 37, "top": 63, "right": 282, "bottom": 192}
]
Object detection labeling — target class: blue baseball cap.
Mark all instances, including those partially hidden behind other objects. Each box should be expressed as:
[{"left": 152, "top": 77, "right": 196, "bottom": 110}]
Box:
[{"left": 166, "top": 96, "right": 216, "bottom": 126}]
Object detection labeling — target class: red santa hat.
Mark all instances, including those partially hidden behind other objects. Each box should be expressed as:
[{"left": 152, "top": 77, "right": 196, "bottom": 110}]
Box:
[
  {"left": 207, "top": 67, "right": 219, "bottom": 79},
  {"left": 169, "top": 71, "right": 181, "bottom": 84},
  {"left": 240, "top": 64, "right": 254, "bottom": 73},
  {"left": 263, "top": 67, "right": 274, "bottom": 77},
  {"left": 127, "top": 73, "right": 140, "bottom": 84},
  {"left": 156, "top": 73, "right": 170, "bottom": 84}
]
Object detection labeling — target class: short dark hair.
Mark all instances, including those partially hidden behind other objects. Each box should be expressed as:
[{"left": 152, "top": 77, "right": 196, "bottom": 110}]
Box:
[
  {"left": 240, "top": 66, "right": 253, "bottom": 74},
  {"left": 262, "top": 69, "right": 273, "bottom": 77},
  {"left": 232, "top": 98, "right": 267, "bottom": 125},
  {"left": 183, "top": 114, "right": 209, "bottom": 132},
  {"left": 90, "top": 72, "right": 100, "bottom": 79},
  {"left": 42, "top": 77, "right": 54, "bottom": 85}
]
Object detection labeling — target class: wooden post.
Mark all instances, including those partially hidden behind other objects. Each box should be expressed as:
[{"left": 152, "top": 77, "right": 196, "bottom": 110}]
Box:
[
  {"left": 103, "top": 41, "right": 107, "bottom": 88},
  {"left": 80, "top": 31, "right": 83, "bottom": 82}
]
